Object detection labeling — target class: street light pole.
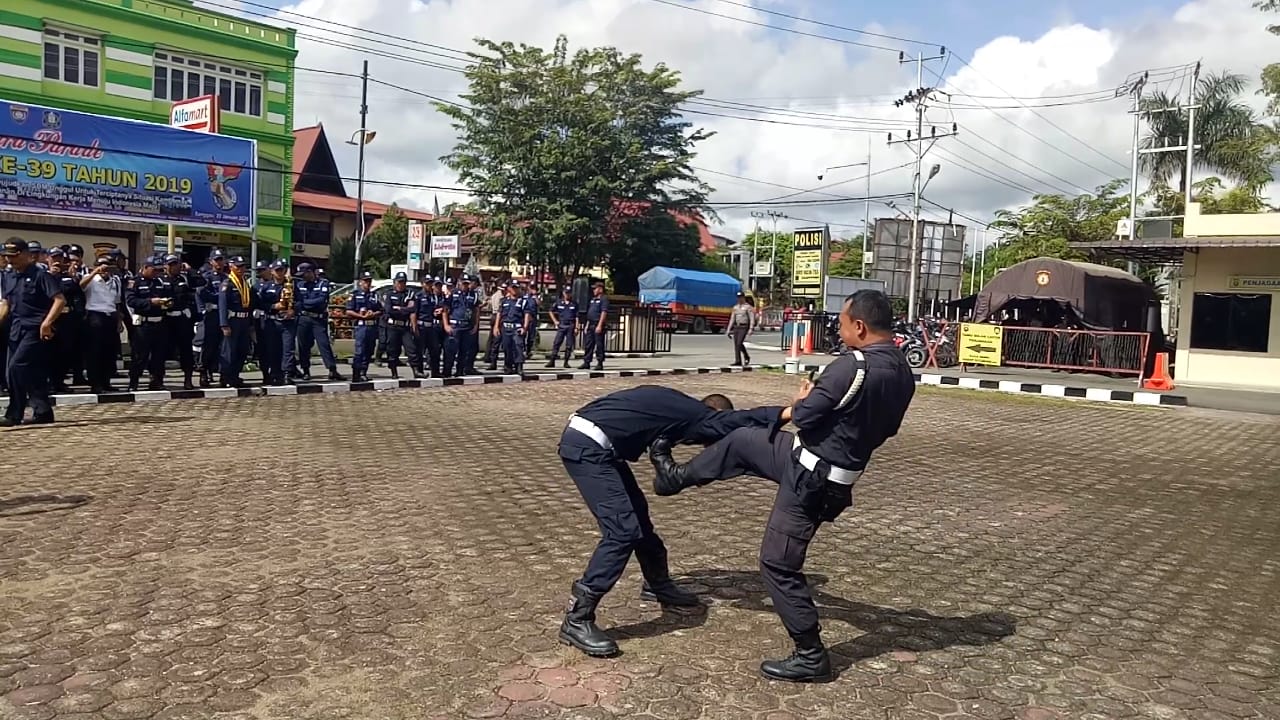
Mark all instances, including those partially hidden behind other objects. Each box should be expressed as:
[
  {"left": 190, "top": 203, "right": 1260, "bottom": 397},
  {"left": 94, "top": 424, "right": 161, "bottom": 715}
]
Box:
[{"left": 352, "top": 60, "right": 370, "bottom": 277}]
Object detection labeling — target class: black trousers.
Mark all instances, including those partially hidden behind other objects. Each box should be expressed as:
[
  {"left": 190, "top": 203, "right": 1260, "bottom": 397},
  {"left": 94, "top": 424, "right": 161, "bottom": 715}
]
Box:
[
  {"left": 166, "top": 315, "right": 195, "bottom": 374},
  {"left": 419, "top": 325, "right": 444, "bottom": 376},
  {"left": 84, "top": 311, "right": 117, "bottom": 390},
  {"left": 0, "top": 318, "right": 8, "bottom": 391},
  {"left": 581, "top": 328, "right": 605, "bottom": 366},
  {"left": 258, "top": 320, "right": 284, "bottom": 383},
  {"left": 129, "top": 321, "right": 166, "bottom": 386},
  {"left": 549, "top": 326, "right": 575, "bottom": 362},
  {"left": 200, "top": 309, "right": 222, "bottom": 373},
  {"left": 5, "top": 324, "right": 53, "bottom": 422},
  {"left": 731, "top": 326, "right": 751, "bottom": 365},
  {"left": 683, "top": 426, "right": 853, "bottom": 640},
  {"left": 49, "top": 315, "right": 80, "bottom": 389},
  {"left": 385, "top": 324, "right": 418, "bottom": 370},
  {"left": 484, "top": 329, "right": 502, "bottom": 365},
  {"left": 559, "top": 429, "right": 671, "bottom": 596}
]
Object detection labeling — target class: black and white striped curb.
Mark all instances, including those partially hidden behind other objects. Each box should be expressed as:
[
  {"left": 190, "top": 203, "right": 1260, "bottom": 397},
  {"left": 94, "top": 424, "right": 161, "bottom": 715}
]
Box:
[
  {"left": 45, "top": 365, "right": 757, "bottom": 406},
  {"left": 757, "top": 363, "right": 1188, "bottom": 407}
]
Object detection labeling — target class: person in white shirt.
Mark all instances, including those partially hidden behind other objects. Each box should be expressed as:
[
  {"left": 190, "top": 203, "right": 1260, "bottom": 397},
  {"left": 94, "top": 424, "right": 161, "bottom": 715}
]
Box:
[
  {"left": 727, "top": 291, "right": 757, "bottom": 366},
  {"left": 80, "top": 257, "right": 123, "bottom": 393}
]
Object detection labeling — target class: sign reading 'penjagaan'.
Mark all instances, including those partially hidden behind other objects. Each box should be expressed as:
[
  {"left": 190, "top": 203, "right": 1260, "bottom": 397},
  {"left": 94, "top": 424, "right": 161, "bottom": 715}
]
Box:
[{"left": 0, "top": 98, "right": 256, "bottom": 230}]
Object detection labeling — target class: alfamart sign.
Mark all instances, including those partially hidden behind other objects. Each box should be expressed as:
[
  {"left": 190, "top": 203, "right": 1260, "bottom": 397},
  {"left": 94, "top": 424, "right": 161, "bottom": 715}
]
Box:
[{"left": 169, "top": 95, "right": 220, "bottom": 133}]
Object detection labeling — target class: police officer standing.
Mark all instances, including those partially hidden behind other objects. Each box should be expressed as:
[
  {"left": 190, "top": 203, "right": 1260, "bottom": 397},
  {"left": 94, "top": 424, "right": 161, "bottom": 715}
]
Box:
[
  {"left": 0, "top": 238, "right": 65, "bottom": 426},
  {"left": 254, "top": 261, "right": 287, "bottom": 386},
  {"left": 45, "top": 248, "right": 84, "bottom": 393},
  {"left": 217, "top": 256, "right": 254, "bottom": 387},
  {"left": 123, "top": 256, "right": 170, "bottom": 391},
  {"left": 461, "top": 275, "right": 483, "bottom": 374},
  {"left": 545, "top": 288, "right": 580, "bottom": 369},
  {"left": 521, "top": 282, "right": 540, "bottom": 358},
  {"left": 346, "top": 271, "right": 381, "bottom": 382},
  {"left": 383, "top": 272, "right": 418, "bottom": 379},
  {"left": 649, "top": 290, "right": 916, "bottom": 682},
  {"left": 556, "top": 385, "right": 790, "bottom": 656},
  {"left": 163, "top": 254, "right": 202, "bottom": 390},
  {"left": 580, "top": 281, "right": 609, "bottom": 371},
  {"left": 294, "top": 263, "right": 344, "bottom": 382},
  {"left": 0, "top": 252, "right": 11, "bottom": 395},
  {"left": 61, "top": 245, "right": 89, "bottom": 387},
  {"left": 411, "top": 276, "right": 440, "bottom": 378},
  {"left": 442, "top": 276, "right": 476, "bottom": 377},
  {"left": 197, "top": 249, "right": 228, "bottom": 387},
  {"left": 494, "top": 281, "right": 525, "bottom": 375},
  {"left": 483, "top": 280, "right": 505, "bottom": 371}
]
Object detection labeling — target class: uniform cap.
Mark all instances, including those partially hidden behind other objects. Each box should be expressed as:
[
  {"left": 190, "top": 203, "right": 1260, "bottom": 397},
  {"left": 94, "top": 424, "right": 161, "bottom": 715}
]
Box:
[
  {"left": 209, "top": 249, "right": 225, "bottom": 260},
  {"left": 254, "top": 260, "right": 270, "bottom": 271},
  {"left": 592, "top": 281, "right": 604, "bottom": 288},
  {"left": 229, "top": 255, "right": 248, "bottom": 266},
  {"left": 106, "top": 248, "right": 123, "bottom": 257},
  {"left": 164, "top": 254, "right": 182, "bottom": 264},
  {"left": 433, "top": 277, "right": 444, "bottom": 285},
  {"left": 444, "top": 277, "right": 454, "bottom": 285},
  {"left": 149, "top": 256, "right": 167, "bottom": 267},
  {"left": 296, "top": 262, "right": 315, "bottom": 272},
  {"left": 460, "top": 275, "right": 472, "bottom": 283},
  {"left": 271, "top": 259, "right": 288, "bottom": 270},
  {"left": 316, "top": 268, "right": 326, "bottom": 275},
  {"left": 359, "top": 271, "right": 374, "bottom": 280},
  {"left": 394, "top": 271, "right": 408, "bottom": 281},
  {"left": 26, "top": 240, "right": 44, "bottom": 252},
  {"left": 68, "top": 244, "right": 84, "bottom": 256},
  {"left": 47, "top": 247, "right": 66, "bottom": 259}
]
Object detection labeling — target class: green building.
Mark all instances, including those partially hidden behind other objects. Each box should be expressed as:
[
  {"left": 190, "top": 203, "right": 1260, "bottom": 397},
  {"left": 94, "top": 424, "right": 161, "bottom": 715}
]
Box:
[{"left": 0, "top": 0, "right": 295, "bottom": 261}]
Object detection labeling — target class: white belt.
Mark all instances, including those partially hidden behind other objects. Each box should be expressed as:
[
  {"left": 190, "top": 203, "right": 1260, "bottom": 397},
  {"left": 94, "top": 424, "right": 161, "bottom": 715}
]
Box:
[
  {"left": 141, "top": 316, "right": 163, "bottom": 323},
  {"left": 568, "top": 414, "right": 613, "bottom": 452},
  {"left": 792, "top": 436, "right": 861, "bottom": 486}
]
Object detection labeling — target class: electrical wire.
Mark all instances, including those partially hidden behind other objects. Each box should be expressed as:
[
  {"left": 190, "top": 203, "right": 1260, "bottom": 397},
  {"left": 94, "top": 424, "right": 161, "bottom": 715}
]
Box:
[
  {"left": 642, "top": 0, "right": 904, "bottom": 53},
  {"left": 706, "top": 0, "right": 940, "bottom": 48}
]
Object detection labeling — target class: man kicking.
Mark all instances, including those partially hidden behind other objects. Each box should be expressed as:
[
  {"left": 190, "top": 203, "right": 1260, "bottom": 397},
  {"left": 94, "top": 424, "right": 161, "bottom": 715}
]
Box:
[
  {"left": 648, "top": 290, "right": 916, "bottom": 682},
  {"left": 559, "top": 385, "right": 791, "bottom": 657}
]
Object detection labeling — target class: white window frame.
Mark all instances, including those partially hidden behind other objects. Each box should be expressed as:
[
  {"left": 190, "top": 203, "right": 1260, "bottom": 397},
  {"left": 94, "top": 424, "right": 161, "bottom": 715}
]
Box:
[
  {"left": 152, "top": 51, "right": 264, "bottom": 118},
  {"left": 43, "top": 27, "right": 101, "bottom": 88}
]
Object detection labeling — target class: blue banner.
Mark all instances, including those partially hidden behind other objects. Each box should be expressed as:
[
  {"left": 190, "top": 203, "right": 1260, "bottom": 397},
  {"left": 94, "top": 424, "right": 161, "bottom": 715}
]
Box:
[{"left": 0, "top": 99, "right": 256, "bottom": 230}]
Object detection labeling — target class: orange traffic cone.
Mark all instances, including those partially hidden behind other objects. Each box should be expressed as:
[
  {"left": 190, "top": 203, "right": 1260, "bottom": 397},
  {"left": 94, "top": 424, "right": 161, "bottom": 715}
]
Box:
[
  {"left": 802, "top": 320, "right": 814, "bottom": 354},
  {"left": 1142, "top": 352, "right": 1174, "bottom": 391}
]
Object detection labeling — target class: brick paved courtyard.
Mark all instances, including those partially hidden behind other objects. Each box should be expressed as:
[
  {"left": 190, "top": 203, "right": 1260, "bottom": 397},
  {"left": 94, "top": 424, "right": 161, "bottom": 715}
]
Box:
[{"left": 1, "top": 375, "right": 1278, "bottom": 720}]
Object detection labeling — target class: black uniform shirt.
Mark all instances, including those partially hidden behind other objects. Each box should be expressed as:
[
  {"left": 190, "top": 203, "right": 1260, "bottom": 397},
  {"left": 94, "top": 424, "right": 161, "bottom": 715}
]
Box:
[
  {"left": 574, "top": 384, "right": 783, "bottom": 462},
  {"left": 793, "top": 340, "right": 915, "bottom": 472},
  {"left": 3, "top": 264, "right": 63, "bottom": 328}
]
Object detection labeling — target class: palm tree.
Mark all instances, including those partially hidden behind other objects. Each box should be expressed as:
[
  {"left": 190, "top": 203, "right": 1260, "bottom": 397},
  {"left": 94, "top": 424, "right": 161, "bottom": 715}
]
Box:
[{"left": 1140, "top": 71, "right": 1273, "bottom": 193}]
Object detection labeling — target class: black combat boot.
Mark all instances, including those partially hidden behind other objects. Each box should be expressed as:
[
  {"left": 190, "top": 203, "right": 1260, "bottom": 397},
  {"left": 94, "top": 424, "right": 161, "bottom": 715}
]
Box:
[
  {"left": 182, "top": 372, "right": 195, "bottom": 390},
  {"left": 593, "top": 362, "right": 604, "bottom": 371},
  {"left": 760, "top": 629, "right": 833, "bottom": 683},
  {"left": 389, "top": 366, "right": 399, "bottom": 379},
  {"left": 328, "top": 369, "right": 346, "bottom": 381},
  {"left": 648, "top": 437, "right": 701, "bottom": 497},
  {"left": 558, "top": 581, "right": 620, "bottom": 658},
  {"left": 544, "top": 359, "right": 557, "bottom": 368},
  {"left": 638, "top": 577, "right": 701, "bottom": 606}
]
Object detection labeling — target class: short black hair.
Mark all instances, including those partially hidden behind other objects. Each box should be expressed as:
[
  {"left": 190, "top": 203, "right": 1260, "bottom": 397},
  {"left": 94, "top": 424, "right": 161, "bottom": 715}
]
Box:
[
  {"left": 700, "top": 393, "right": 733, "bottom": 411},
  {"left": 843, "top": 290, "right": 893, "bottom": 332}
]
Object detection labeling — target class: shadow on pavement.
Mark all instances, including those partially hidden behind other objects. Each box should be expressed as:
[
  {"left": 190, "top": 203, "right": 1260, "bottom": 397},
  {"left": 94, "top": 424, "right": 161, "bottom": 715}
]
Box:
[
  {"left": 0, "top": 493, "right": 93, "bottom": 518},
  {"left": 2, "top": 415, "right": 194, "bottom": 431},
  {"left": 682, "top": 569, "right": 1016, "bottom": 673}
]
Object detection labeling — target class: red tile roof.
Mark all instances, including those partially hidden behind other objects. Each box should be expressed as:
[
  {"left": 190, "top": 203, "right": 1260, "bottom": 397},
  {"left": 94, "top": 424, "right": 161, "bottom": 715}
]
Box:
[
  {"left": 609, "top": 200, "right": 719, "bottom": 253},
  {"left": 292, "top": 125, "right": 322, "bottom": 180},
  {"left": 293, "top": 190, "right": 434, "bottom": 222}
]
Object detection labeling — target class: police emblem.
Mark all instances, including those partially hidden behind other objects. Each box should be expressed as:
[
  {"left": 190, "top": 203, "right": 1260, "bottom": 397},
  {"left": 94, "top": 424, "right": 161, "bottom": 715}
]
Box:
[
  {"left": 9, "top": 104, "right": 29, "bottom": 124},
  {"left": 1035, "top": 270, "right": 1051, "bottom": 287},
  {"left": 41, "top": 110, "right": 61, "bottom": 130}
]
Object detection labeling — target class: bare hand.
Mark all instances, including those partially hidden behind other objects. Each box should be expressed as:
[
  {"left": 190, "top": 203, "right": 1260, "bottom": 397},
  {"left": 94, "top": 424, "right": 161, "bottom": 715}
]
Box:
[
  {"left": 793, "top": 378, "right": 813, "bottom": 404},
  {"left": 39, "top": 322, "right": 54, "bottom": 341},
  {"left": 222, "top": 326, "right": 232, "bottom": 337}
]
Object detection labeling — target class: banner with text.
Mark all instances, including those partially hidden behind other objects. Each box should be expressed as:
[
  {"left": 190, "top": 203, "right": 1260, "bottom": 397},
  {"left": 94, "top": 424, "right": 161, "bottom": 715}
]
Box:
[
  {"left": 431, "top": 234, "right": 459, "bottom": 259},
  {"left": 791, "top": 226, "right": 828, "bottom": 298},
  {"left": 0, "top": 98, "right": 257, "bottom": 230}
]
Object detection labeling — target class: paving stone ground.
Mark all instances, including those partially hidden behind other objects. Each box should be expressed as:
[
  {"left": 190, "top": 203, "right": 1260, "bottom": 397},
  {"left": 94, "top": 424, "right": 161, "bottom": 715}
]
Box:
[{"left": 1, "top": 376, "right": 1278, "bottom": 720}]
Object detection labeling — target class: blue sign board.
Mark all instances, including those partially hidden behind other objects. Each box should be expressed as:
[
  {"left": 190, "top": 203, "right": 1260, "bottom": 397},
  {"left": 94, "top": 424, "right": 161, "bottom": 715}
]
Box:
[{"left": 0, "top": 98, "right": 256, "bottom": 230}]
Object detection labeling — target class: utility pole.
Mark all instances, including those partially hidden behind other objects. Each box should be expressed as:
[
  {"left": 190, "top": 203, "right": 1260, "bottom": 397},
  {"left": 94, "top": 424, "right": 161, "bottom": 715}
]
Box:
[
  {"left": 1184, "top": 62, "right": 1201, "bottom": 211},
  {"left": 1126, "top": 72, "right": 1148, "bottom": 278},
  {"left": 353, "top": 60, "right": 370, "bottom": 277},
  {"left": 888, "top": 48, "right": 956, "bottom": 321},
  {"left": 863, "top": 134, "right": 872, "bottom": 279}
]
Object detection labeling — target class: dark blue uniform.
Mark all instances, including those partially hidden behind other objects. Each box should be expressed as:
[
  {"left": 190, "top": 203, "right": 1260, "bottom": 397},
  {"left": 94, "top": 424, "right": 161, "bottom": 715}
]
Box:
[
  {"left": 442, "top": 288, "right": 477, "bottom": 377},
  {"left": 651, "top": 334, "right": 916, "bottom": 681},
  {"left": 295, "top": 275, "right": 338, "bottom": 379},
  {"left": 2, "top": 258, "right": 64, "bottom": 424},
  {"left": 547, "top": 296, "right": 579, "bottom": 368},
  {"left": 497, "top": 294, "right": 525, "bottom": 374},
  {"left": 124, "top": 268, "right": 170, "bottom": 390},
  {"left": 462, "top": 284, "right": 483, "bottom": 373},
  {"left": 217, "top": 269, "right": 254, "bottom": 387},
  {"left": 413, "top": 285, "right": 445, "bottom": 378},
  {"left": 50, "top": 265, "right": 85, "bottom": 392},
  {"left": 255, "top": 279, "right": 287, "bottom": 385},
  {"left": 346, "top": 286, "right": 381, "bottom": 380},
  {"left": 161, "top": 263, "right": 201, "bottom": 387},
  {"left": 197, "top": 266, "right": 227, "bottom": 383},
  {"left": 557, "top": 385, "right": 784, "bottom": 656},
  {"left": 383, "top": 283, "right": 418, "bottom": 378},
  {"left": 521, "top": 291, "right": 539, "bottom": 356},
  {"left": 580, "top": 293, "right": 609, "bottom": 369},
  {"left": 0, "top": 264, "right": 10, "bottom": 394}
]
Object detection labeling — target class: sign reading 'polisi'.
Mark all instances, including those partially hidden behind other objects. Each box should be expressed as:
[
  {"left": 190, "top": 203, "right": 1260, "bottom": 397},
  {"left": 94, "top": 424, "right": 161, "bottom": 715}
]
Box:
[{"left": 170, "top": 95, "right": 220, "bottom": 133}]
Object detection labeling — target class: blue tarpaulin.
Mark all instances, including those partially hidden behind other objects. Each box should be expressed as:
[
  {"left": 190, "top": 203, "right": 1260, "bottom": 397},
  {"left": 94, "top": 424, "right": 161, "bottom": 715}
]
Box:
[{"left": 638, "top": 266, "right": 742, "bottom": 307}]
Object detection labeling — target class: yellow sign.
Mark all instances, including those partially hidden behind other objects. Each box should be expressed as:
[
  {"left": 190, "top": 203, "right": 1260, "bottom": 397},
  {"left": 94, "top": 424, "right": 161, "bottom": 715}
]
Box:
[
  {"left": 791, "top": 228, "right": 826, "bottom": 297},
  {"left": 1228, "top": 275, "right": 1280, "bottom": 291},
  {"left": 958, "top": 323, "right": 1003, "bottom": 366}
]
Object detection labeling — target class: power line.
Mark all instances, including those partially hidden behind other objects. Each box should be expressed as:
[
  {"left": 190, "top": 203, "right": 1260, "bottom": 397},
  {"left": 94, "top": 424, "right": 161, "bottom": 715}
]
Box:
[
  {"left": 951, "top": 136, "right": 1082, "bottom": 195},
  {"left": 706, "top": 0, "right": 940, "bottom": 48},
  {"left": 715, "top": 161, "right": 915, "bottom": 210},
  {"left": 643, "top": 0, "right": 905, "bottom": 53}
]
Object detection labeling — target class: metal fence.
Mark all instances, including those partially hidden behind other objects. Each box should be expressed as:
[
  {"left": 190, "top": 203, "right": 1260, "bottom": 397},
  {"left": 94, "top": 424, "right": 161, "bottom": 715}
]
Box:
[
  {"left": 776, "top": 313, "right": 839, "bottom": 354},
  {"left": 1001, "top": 327, "right": 1151, "bottom": 377},
  {"left": 604, "top": 305, "right": 669, "bottom": 354}
]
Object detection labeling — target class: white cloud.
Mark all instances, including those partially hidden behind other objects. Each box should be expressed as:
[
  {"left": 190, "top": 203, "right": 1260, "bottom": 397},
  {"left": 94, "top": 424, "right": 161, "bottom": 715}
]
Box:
[{"left": 272, "top": 0, "right": 1278, "bottom": 242}]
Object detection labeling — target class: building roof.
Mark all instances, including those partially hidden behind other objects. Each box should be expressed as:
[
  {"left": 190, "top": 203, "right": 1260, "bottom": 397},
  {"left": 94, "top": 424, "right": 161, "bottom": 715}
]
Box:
[
  {"left": 291, "top": 124, "right": 347, "bottom": 197},
  {"left": 1071, "top": 235, "right": 1280, "bottom": 263},
  {"left": 609, "top": 200, "right": 718, "bottom": 253},
  {"left": 293, "top": 190, "right": 434, "bottom": 222},
  {"left": 292, "top": 125, "right": 322, "bottom": 180}
]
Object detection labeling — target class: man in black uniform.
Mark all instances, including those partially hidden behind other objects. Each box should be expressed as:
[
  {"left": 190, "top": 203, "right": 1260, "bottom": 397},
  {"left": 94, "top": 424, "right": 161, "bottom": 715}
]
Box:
[
  {"left": 558, "top": 385, "right": 793, "bottom": 658},
  {"left": 648, "top": 290, "right": 916, "bottom": 682},
  {"left": 163, "top": 254, "right": 203, "bottom": 390},
  {"left": 0, "top": 238, "right": 66, "bottom": 426},
  {"left": 45, "top": 249, "right": 84, "bottom": 393},
  {"left": 124, "top": 257, "right": 172, "bottom": 391}
]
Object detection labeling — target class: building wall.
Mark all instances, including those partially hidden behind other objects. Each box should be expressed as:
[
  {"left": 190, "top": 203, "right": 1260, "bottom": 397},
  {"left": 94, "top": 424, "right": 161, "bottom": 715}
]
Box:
[
  {"left": 0, "top": 0, "right": 295, "bottom": 250},
  {"left": 1175, "top": 247, "right": 1280, "bottom": 389}
]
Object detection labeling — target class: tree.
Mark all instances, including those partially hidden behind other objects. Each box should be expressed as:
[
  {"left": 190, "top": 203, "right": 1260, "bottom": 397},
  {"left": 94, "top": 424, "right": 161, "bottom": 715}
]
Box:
[
  {"left": 360, "top": 204, "right": 409, "bottom": 278},
  {"left": 1256, "top": 1, "right": 1280, "bottom": 115},
  {"left": 738, "top": 230, "right": 793, "bottom": 302},
  {"left": 828, "top": 234, "right": 866, "bottom": 278},
  {"left": 1146, "top": 176, "right": 1271, "bottom": 223},
  {"left": 435, "top": 36, "right": 713, "bottom": 288},
  {"left": 604, "top": 213, "right": 703, "bottom": 294},
  {"left": 1140, "top": 71, "right": 1273, "bottom": 192}
]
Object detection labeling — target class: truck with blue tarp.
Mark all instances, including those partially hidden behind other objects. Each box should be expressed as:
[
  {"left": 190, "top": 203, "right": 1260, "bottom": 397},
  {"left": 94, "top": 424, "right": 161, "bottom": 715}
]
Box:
[{"left": 638, "top": 266, "right": 743, "bottom": 334}]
